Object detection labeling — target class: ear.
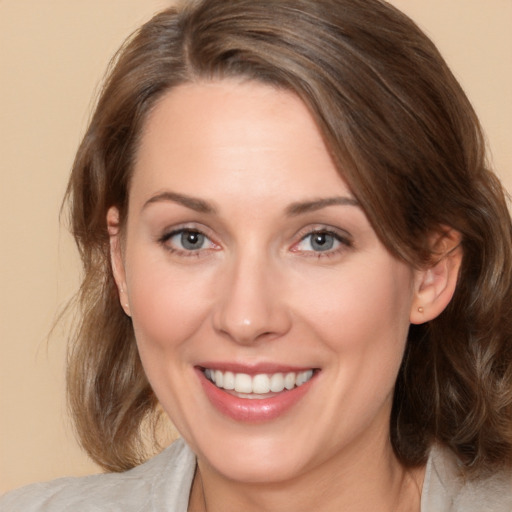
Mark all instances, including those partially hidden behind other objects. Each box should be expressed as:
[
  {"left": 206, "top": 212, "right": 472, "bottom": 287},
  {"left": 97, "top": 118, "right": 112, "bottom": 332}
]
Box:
[
  {"left": 410, "top": 228, "right": 462, "bottom": 325},
  {"left": 107, "top": 206, "right": 131, "bottom": 317}
]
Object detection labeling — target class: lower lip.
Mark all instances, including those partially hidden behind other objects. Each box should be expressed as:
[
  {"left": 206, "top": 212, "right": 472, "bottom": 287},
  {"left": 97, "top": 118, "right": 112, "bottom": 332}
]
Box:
[{"left": 197, "top": 369, "right": 316, "bottom": 422}]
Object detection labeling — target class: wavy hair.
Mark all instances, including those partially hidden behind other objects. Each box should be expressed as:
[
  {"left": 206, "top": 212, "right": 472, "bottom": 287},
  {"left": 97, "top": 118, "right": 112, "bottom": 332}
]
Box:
[{"left": 66, "top": 0, "right": 512, "bottom": 474}]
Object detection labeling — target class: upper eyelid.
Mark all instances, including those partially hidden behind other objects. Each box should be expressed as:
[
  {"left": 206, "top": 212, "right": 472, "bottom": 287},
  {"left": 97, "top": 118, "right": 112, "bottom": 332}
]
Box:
[
  {"left": 161, "top": 227, "right": 203, "bottom": 239},
  {"left": 159, "top": 223, "right": 214, "bottom": 240},
  {"left": 295, "top": 225, "right": 353, "bottom": 243},
  {"left": 295, "top": 232, "right": 349, "bottom": 250}
]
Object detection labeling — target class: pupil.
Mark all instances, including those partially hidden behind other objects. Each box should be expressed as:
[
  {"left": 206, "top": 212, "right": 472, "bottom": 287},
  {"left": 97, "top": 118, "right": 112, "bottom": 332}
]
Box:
[
  {"left": 181, "top": 231, "right": 204, "bottom": 250},
  {"left": 312, "top": 233, "right": 334, "bottom": 251}
]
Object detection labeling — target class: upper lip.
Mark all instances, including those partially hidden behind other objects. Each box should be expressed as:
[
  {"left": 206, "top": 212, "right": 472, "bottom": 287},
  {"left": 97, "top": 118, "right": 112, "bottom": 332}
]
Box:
[{"left": 197, "top": 362, "right": 318, "bottom": 375}]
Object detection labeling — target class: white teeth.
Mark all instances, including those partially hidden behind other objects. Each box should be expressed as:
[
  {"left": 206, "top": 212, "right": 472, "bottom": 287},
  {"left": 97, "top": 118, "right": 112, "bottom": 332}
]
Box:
[
  {"left": 297, "top": 370, "right": 313, "bottom": 386},
  {"left": 205, "top": 368, "right": 315, "bottom": 394},
  {"left": 284, "top": 372, "right": 296, "bottom": 390},
  {"left": 270, "top": 373, "right": 285, "bottom": 392},
  {"left": 234, "top": 373, "right": 253, "bottom": 393},
  {"left": 296, "top": 369, "right": 313, "bottom": 386},
  {"left": 252, "top": 374, "right": 270, "bottom": 394},
  {"left": 223, "top": 371, "right": 235, "bottom": 390}
]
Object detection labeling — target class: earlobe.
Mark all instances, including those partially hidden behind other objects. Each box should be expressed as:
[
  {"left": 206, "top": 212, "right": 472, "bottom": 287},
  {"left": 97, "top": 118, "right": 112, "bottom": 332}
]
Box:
[
  {"left": 410, "top": 229, "right": 462, "bottom": 325},
  {"left": 107, "top": 207, "right": 131, "bottom": 317}
]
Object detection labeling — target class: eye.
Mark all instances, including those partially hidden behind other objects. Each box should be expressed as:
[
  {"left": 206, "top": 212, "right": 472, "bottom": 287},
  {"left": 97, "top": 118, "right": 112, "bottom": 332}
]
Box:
[
  {"left": 160, "top": 228, "right": 217, "bottom": 255},
  {"left": 174, "top": 230, "right": 207, "bottom": 250},
  {"left": 302, "top": 232, "right": 338, "bottom": 252},
  {"left": 292, "top": 228, "right": 352, "bottom": 256}
]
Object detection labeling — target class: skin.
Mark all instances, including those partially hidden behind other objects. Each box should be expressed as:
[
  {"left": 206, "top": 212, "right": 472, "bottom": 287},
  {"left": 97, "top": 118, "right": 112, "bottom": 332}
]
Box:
[{"left": 108, "top": 80, "right": 461, "bottom": 511}]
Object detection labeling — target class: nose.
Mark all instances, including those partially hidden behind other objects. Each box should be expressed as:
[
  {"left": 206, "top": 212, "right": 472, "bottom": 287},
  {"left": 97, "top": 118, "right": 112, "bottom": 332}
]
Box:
[{"left": 212, "top": 251, "right": 292, "bottom": 345}]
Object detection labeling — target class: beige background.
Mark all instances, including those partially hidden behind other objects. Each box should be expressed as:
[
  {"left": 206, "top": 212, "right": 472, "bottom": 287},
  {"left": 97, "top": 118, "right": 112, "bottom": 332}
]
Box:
[{"left": 1, "top": 0, "right": 511, "bottom": 493}]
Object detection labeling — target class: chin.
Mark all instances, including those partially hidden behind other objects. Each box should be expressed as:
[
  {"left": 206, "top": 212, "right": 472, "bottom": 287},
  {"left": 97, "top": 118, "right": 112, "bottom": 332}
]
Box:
[{"left": 191, "top": 426, "right": 318, "bottom": 484}]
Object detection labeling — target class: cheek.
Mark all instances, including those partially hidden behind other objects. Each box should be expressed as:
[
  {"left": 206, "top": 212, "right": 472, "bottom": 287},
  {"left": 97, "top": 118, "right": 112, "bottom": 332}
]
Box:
[
  {"left": 295, "top": 259, "right": 413, "bottom": 337},
  {"left": 297, "top": 262, "right": 414, "bottom": 431},
  {"left": 293, "top": 259, "right": 414, "bottom": 387},
  {"left": 124, "top": 252, "right": 214, "bottom": 357}
]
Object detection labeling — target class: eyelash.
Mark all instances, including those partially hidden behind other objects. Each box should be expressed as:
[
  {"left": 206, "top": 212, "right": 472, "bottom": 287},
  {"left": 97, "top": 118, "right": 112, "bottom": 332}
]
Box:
[
  {"left": 158, "top": 226, "right": 353, "bottom": 259},
  {"left": 158, "top": 227, "right": 219, "bottom": 257},
  {"left": 291, "top": 228, "right": 353, "bottom": 259}
]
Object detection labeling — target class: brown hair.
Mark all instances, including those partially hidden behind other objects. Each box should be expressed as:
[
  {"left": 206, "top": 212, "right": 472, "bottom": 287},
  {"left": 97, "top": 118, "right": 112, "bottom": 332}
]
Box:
[{"left": 66, "top": 0, "right": 512, "bottom": 475}]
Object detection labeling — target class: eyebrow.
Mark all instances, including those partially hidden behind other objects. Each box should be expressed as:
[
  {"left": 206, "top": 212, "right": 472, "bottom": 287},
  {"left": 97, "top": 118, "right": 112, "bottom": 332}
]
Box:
[
  {"left": 285, "top": 196, "right": 359, "bottom": 216},
  {"left": 142, "top": 191, "right": 358, "bottom": 216},
  {"left": 143, "top": 191, "right": 217, "bottom": 214}
]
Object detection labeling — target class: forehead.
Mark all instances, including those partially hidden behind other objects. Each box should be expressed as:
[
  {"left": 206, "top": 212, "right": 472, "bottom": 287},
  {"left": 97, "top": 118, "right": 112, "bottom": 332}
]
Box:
[{"left": 130, "top": 80, "right": 353, "bottom": 209}]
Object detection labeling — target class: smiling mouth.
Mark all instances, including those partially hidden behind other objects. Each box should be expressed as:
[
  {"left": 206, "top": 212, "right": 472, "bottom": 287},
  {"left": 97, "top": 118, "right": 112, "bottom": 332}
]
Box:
[{"left": 202, "top": 368, "right": 316, "bottom": 398}]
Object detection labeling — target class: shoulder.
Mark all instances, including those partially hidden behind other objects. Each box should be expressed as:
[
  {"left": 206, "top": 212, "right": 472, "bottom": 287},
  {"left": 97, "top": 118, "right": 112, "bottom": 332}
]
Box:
[
  {"left": 0, "top": 438, "right": 196, "bottom": 512},
  {"left": 422, "top": 444, "right": 512, "bottom": 512}
]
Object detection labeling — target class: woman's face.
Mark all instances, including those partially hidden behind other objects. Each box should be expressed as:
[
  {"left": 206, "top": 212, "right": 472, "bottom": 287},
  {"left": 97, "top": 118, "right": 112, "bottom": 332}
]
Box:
[{"left": 112, "top": 80, "right": 422, "bottom": 483}]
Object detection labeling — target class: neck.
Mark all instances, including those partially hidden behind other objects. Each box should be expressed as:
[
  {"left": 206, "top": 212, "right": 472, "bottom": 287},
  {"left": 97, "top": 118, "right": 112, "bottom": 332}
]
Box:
[{"left": 189, "top": 433, "right": 425, "bottom": 512}]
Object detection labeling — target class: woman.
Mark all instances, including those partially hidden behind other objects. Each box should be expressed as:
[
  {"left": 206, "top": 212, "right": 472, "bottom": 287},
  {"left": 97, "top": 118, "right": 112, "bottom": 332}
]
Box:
[{"left": 2, "top": 0, "right": 512, "bottom": 510}]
